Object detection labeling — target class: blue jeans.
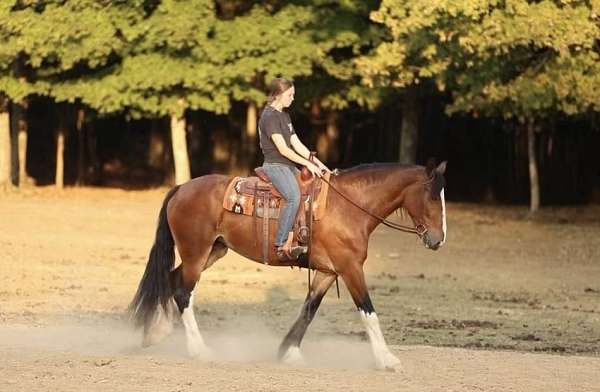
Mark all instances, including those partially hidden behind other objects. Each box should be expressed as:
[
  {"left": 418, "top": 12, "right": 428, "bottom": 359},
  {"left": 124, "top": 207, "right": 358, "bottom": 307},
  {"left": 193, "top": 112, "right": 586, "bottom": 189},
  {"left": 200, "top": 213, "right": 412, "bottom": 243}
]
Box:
[{"left": 262, "top": 163, "right": 300, "bottom": 246}]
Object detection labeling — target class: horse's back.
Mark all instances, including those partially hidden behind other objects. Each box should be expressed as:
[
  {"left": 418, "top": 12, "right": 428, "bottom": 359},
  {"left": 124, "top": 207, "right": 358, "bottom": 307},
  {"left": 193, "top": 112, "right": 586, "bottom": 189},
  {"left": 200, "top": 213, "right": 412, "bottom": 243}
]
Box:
[
  {"left": 166, "top": 174, "right": 232, "bottom": 234},
  {"left": 171, "top": 174, "right": 231, "bottom": 204}
]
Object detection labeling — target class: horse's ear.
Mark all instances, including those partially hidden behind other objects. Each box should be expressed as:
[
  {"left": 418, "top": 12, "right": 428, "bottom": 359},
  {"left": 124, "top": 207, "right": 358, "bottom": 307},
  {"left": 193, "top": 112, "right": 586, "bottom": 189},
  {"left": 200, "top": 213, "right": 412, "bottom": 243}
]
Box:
[
  {"left": 426, "top": 158, "right": 436, "bottom": 176},
  {"left": 436, "top": 161, "right": 447, "bottom": 175}
]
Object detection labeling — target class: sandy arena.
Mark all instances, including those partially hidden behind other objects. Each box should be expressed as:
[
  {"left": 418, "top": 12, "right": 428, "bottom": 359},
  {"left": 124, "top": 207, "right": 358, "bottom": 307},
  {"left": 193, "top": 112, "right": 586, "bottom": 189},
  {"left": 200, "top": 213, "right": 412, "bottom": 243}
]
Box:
[{"left": 1, "top": 187, "right": 599, "bottom": 391}]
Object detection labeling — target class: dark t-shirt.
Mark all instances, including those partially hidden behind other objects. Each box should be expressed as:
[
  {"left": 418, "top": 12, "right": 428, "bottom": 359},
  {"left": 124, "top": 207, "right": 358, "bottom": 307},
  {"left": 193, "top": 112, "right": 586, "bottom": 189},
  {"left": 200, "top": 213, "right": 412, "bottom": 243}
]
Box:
[{"left": 258, "top": 106, "right": 296, "bottom": 167}]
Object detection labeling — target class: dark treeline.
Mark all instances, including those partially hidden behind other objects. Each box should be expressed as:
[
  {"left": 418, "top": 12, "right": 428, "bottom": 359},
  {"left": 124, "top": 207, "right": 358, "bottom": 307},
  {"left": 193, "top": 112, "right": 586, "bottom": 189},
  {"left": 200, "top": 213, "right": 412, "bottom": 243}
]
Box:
[{"left": 22, "top": 93, "right": 599, "bottom": 204}]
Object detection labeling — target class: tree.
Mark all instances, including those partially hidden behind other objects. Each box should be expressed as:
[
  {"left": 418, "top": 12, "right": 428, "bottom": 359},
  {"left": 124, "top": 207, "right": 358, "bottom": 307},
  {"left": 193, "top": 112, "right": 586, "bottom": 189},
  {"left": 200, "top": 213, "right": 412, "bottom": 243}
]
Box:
[
  {"left": 0, "top": 0, "right": 141, "bottom": 188},
  {"left": 207, "top": 1, "right": 385, "bottom": 169},
  {"left": 47, "top": 0, "right": 234, "bottom": 183},
  {"left": 0, "top": 1, "right": 37, "bottom": 187},
  {"left": 0, "top": 94, "right": 9, "bottom": 188},
  {"left": 356, "top": 0, "right": 447, "bottom": 164},
  {"left": 207, "top": 2, "right": 319, "bottom": 171},
  {"left": 294, "top": 0, "right": 386, "bottom": 164},
  {"left": 358, "top": 0, "right": 600, "bottom": 211}
]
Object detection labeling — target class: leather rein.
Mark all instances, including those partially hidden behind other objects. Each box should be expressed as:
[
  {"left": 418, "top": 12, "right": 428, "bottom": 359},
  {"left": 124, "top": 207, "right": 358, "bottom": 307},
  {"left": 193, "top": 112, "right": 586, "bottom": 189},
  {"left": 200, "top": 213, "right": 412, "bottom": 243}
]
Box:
[{"left": 319, "top": 173, "right": 431, "bottom": 237}]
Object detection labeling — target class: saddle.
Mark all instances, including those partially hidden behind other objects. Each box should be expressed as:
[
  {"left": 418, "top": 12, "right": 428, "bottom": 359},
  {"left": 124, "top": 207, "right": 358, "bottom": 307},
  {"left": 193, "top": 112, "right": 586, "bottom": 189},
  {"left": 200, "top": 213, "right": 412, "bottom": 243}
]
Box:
[{"left": 222, "top": 167, "right": 331, "bottom": 264}]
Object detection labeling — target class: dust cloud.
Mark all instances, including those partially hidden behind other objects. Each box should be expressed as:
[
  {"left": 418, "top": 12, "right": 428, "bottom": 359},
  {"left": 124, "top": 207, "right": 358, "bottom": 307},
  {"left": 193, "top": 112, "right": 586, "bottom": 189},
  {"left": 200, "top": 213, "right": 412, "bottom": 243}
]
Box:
[{"left": 0, "top": 315, "right": 375, "bottom": 370}]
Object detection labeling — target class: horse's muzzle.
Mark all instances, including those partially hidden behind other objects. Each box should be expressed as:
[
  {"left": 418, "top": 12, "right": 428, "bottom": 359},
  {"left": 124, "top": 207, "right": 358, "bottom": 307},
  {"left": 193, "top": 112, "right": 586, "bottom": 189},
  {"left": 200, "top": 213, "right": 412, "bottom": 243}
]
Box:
[{"left": 422, "top": 232, "right": 441, "bottom": 251}]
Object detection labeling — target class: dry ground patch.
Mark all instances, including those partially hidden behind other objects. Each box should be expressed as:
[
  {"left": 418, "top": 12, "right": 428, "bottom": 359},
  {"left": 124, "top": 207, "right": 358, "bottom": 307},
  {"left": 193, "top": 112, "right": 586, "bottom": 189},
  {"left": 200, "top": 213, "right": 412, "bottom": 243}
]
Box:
[{"left": 1, "top": 187, "right": 599, "bottom": 391}]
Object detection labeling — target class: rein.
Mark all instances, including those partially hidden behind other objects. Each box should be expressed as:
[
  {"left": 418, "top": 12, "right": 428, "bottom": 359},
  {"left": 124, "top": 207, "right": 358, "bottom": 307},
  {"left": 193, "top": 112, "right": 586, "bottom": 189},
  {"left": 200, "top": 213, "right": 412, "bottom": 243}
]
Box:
[{"left": 320, "top": 174, "right": 430, "bottom": 236}]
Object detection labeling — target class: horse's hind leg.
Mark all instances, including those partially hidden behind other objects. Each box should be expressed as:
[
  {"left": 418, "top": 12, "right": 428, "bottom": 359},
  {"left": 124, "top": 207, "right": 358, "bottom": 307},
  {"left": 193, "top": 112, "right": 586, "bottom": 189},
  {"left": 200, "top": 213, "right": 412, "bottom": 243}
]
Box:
[
  {"left": 278, "top": 270, "right": 336, "bottom": 364},
  {"left": 203, "top": 237, "right": 228, "bottom": 270},
  {"left": 142, "top": 298, "right": 178, "bottom": 347},
  {"left": 171, "top": 239, "right": 228, "bottom": 358}
]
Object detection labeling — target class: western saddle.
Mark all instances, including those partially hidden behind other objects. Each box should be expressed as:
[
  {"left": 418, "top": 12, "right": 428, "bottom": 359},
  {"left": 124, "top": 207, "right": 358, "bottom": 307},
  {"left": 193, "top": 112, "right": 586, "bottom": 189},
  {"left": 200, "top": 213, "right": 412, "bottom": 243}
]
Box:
[{"left": 222, "top": 165, "right": 330, "bottom": 265}]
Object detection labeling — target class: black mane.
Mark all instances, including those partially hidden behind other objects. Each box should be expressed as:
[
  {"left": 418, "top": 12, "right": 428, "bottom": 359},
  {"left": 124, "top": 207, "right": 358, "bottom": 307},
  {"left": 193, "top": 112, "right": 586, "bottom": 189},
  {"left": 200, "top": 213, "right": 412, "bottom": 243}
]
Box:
[
  {"left": 429, "top": 170, "right": 446, "bottom": 200},
  {"left": 338, "top": 162, "right": 416, "bottom": 175}
]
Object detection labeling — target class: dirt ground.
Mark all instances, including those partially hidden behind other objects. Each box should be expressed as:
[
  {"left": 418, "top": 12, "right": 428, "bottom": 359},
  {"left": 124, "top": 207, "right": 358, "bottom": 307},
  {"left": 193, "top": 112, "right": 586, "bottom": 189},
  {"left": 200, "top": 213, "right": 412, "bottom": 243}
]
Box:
[{"left": 1, "top": 186, "right": 599, "bottom": 392}]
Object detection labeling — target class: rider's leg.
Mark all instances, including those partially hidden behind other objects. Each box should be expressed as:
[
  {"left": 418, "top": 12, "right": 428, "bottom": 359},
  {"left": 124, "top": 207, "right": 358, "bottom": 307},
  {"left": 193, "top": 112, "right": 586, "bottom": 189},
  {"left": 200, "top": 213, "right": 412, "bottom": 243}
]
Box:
[{"left": 262, "top": 163, "right": 305, "bottom": 258}]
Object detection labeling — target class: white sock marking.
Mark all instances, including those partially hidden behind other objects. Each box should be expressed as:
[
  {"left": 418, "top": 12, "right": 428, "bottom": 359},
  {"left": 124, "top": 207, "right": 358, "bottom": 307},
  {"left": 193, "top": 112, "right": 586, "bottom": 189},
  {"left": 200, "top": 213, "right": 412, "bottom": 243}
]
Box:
[
  {"left": 359, "top": 311, "right": 401, "bottom": 369},
  {"left": 281, "top": 346, "right": 305, "bottom": 365},
  {"left": 181, "top": 293, "right": 210, "bottom": 358}
]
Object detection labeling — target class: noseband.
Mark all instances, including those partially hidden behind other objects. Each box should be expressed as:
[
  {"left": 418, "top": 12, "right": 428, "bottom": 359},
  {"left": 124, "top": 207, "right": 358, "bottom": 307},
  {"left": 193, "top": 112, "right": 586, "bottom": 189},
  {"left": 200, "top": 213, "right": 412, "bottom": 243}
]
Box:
[{"left": 320, "top": 175, "right": 431, "bottom": 237}]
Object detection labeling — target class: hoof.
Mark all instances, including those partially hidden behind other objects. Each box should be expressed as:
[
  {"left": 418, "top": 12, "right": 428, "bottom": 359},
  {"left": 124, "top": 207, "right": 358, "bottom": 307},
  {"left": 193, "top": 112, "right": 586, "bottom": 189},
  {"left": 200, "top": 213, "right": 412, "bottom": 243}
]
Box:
[
  {"left": 375, "top": 351, "right": 403, "bottom": 371},
  {"left": 142, "top": 311, "right": 174, "bottom": 347},
  {"left": 280, "top": 346, "right": 305, "bottom": 366},
  {"left": 187, "top": 339, "right": 212, "bottom": 359}
]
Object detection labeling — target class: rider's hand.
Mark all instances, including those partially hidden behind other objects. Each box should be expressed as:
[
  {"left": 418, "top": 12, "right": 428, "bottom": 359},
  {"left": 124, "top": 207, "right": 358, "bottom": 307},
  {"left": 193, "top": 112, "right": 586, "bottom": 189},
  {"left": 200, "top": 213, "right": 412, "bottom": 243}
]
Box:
[
  {"left": 306, "top": 162, "right": 323, "bottom": 178},
  {"left": 317, "top": 161, "right": 331, "bottom": 173}
]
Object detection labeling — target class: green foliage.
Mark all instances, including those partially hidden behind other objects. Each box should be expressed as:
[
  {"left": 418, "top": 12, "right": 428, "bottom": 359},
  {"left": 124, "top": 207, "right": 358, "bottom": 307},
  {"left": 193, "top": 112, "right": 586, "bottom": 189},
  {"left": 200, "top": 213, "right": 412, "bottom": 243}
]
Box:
[
  {"left": 2, "top": 0, "right": 597, "bottom": 121},
  {"left": 0, "top": 0, "right": 144, "bottom": 103},
  {"left": 0, "top": 0, "right": 370, "bottom": 116},
  {"left": 358, "top": 0, "right": 600, "bottom": 120},
  {"left": 306, "top": 1, "right": 387, "bottom": 110},
  {"left": 208, "top": 3, "right": 316, "bottom": 105}
]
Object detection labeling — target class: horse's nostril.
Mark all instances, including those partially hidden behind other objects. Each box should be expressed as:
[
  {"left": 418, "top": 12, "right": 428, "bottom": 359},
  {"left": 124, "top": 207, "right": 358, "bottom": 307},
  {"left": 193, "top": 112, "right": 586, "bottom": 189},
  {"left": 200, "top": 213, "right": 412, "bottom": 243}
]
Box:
[
  {"left": 423, "top": 234, "right": 433, "bottom": 249},
  {"left": 423, "top": 234, "right": 441, "bottom": 251}
]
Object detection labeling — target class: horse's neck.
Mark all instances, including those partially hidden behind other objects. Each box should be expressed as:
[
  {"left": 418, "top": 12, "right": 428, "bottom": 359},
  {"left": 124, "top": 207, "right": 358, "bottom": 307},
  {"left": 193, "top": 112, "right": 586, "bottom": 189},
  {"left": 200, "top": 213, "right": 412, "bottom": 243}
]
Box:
[{"left": 338, "top": 165, "right": 421, "bottom": 228}]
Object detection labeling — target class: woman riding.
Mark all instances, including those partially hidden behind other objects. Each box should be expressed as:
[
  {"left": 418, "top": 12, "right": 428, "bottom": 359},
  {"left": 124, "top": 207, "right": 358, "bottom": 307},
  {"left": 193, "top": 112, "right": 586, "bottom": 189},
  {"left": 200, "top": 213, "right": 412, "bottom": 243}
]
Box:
[{"left": 258, "top": 77, "right": 330, "bottom": 261}]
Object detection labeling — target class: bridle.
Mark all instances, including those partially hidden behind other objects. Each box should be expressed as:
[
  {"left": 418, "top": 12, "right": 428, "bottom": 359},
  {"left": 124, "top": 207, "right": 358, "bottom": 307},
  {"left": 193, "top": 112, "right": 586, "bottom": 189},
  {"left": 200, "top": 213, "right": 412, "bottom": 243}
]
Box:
[{"left": 320, "top": 174, "right": 433, "bottom": 237}]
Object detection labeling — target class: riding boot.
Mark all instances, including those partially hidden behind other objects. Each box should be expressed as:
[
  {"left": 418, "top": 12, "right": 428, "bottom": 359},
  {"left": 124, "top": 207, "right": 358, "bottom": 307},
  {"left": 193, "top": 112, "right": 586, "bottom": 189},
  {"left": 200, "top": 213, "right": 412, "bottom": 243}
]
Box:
[
  {"left": 276, "top": 232, "right": 307, "bottom": 261},
  {"left": 276, "top": 245, "right": 307, "bottom": 261},
  {"left": 296, "top": 197, "right": 309, "bottom": 244}
]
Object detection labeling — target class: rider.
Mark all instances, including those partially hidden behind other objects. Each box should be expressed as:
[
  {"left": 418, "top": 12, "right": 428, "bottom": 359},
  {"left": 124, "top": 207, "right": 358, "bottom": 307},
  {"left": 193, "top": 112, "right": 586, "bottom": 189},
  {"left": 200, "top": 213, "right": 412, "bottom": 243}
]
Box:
[{"left": 258, "top": 77, "right": 330, "bottom": 261}]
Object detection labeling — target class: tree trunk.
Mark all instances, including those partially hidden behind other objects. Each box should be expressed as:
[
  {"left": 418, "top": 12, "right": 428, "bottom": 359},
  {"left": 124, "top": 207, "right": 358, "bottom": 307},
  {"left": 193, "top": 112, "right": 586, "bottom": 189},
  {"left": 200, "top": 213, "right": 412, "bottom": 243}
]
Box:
[
  {"left": 0, "top": 97, "right": 10, "bottom": 188},
  {"left": 11, "top": 101, "right": 29, "bottom": 187},
  {"left": 235, "top": 102, "right": 258, "bottom": 173},
  {"left": 55, "top": 124, "right": 66, "bottom": 190},
  {"left": 12, "top": 57, "right": 30, "bottom": 187},
  {"left": 343, "top": 123, "right": 354, "bottom": 166},
  {"left": 317, "top": 111, "right": 339, "bottom": 164},
  {"left": 76, "top": 107, "right": 86, "bottom": 186},
  {"left": 325, "top": 111, "right": 339, "bottom": 164},
  {"left": 170, "top": 113, "right": 191, "bottom": 185},
  {"left": 148, "top": 118, "right": 168, "bottom": 184},
  {"left": 55, "top": 103, "right": 72, "bottom": 189},
  {"left": 527, "top": 120, "right": 540, "bottom": 213},
  {"left": 245, "top": 102, "right": 257, "bottom": 155},
  {"left": 10, "top": 103, "right": 18, "bottom": 185},
  {"left": 399, "top": 88, "right": 419, "bottom": 164},
  {"left": 18, "top": 120, "right": 27, "bottom": 187},
  {"left": 148, "top": 119, "right": 166, "bottom": 169},
  {"left": 86, "top": 119, "right": 100, "bottom": 185},
  {"left": 316, "top": 132, "right": 329, "bottom": 162}
]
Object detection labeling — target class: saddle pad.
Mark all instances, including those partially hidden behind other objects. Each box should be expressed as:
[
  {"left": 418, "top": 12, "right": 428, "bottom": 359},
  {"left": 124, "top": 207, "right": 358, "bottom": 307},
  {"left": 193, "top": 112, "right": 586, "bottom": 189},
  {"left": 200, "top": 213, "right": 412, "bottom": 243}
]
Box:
[
  {"left": 222, "top": 177, "right": 278, "bottom": 218},
  {"left": 222, "top": 172, "right": 331, "bottom": 220}
]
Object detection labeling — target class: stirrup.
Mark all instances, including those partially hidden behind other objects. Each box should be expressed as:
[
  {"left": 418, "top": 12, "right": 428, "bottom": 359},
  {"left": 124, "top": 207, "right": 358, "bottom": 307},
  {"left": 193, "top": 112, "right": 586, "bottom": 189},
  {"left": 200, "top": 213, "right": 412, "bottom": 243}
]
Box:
[{"left": 276, "top": 245, "right": 308, "bottom": 261}]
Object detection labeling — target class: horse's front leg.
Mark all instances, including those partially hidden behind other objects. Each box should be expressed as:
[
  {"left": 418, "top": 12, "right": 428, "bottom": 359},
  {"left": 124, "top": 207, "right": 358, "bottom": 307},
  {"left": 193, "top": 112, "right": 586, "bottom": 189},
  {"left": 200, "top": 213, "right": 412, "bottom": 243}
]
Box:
[
  {"left": 278, "top": 270, "right": 337, "bottom": 364},
  {"left": 341, "top": 264, "right": 402, "bottom": 371}
]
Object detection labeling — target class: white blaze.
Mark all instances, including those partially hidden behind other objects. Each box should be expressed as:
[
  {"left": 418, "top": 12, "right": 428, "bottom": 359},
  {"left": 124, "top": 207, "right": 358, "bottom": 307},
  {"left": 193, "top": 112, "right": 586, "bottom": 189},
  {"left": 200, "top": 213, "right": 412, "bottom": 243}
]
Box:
[{"left": 440, "top": 188, "right": 447, "bottom": 245}]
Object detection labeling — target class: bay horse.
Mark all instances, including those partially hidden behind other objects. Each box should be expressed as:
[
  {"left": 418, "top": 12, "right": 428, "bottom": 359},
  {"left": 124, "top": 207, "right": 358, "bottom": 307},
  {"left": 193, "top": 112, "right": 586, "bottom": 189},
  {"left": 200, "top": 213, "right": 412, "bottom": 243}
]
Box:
[{"left": 129, "top": 160, "right": 447, "bottom": 370}]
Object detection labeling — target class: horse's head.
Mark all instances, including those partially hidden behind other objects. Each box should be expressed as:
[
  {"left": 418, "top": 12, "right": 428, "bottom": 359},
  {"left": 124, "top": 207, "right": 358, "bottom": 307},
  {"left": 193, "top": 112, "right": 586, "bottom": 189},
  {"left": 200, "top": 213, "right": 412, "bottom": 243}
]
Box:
[{"left": 403, "top": 160, "right": 447, "bottom": 250}]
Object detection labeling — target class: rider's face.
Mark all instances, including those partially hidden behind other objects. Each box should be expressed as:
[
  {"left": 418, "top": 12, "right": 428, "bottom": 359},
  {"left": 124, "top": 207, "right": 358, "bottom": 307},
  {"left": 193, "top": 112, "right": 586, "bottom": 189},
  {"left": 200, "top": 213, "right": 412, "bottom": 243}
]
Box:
[{"left": 279, "top": 86, "right": 295, "bottom": 108}]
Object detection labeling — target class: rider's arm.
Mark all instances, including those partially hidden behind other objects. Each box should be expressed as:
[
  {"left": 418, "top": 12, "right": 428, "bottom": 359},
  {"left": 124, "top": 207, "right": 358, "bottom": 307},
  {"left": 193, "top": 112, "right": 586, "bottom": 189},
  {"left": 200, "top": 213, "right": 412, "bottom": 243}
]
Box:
[
  {"left": 290, "top": 135, "right": 331, "bottom": 172},
  {"left": 290, "top": 134, "right": 311, "bottom": 160},
  {"left": 271, "top": 134, "right": 313, "bottom": 167}
]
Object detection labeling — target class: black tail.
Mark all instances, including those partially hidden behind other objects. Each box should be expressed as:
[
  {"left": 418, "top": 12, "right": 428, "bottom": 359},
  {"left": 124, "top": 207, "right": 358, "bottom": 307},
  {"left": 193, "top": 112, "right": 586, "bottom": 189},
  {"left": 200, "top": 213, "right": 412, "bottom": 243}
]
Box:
[{"left": 129, "top": 185, "right": 181, "bottom": 328}]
